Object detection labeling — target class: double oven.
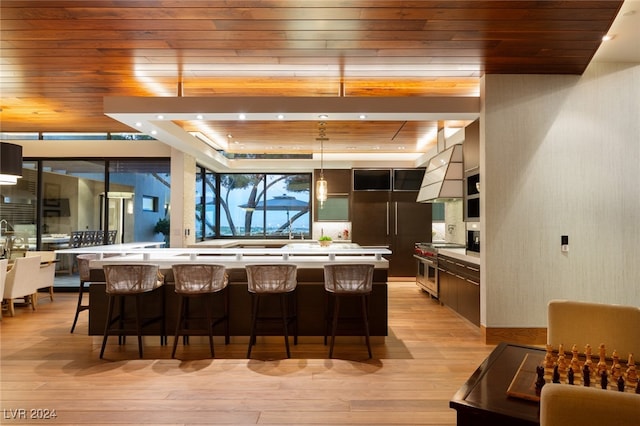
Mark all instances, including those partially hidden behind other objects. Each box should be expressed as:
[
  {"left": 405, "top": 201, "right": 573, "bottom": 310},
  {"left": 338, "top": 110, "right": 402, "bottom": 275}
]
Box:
[{"left": 414, "top": 242, "right": 466, "bottom": 298}]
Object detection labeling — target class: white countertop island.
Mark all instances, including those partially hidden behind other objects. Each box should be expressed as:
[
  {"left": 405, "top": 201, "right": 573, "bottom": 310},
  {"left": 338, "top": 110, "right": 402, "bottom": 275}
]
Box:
[{"left": 55, "top": 242, "right": 391, "bottom": 269}]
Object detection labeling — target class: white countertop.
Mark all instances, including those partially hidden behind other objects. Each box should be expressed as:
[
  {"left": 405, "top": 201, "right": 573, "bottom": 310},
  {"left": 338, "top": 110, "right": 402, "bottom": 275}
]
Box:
[
  {"left": 89, "top": 254, "right": 389, "bottom": 270},
  {"left": 190, "top": 239, "right": 354, "bottom": 248},
  {"left": 437, "top": 248, "right": 480, "bottom": 265},
  {"left": 55, "top": 242, "right": 391, "bottom": 268}
]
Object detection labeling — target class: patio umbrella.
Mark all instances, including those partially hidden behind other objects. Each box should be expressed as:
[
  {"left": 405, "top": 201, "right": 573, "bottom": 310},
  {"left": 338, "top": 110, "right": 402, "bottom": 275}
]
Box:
[
  {"left": 239, "top": 195, "right": 309, "bottom": 234},
  {"left": 239, "top": 195, "right": 308, "bottom": 212}
]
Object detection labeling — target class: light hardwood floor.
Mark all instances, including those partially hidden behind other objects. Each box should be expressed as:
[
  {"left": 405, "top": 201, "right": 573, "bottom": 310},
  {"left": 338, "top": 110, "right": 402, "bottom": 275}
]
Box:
[{"left": 0, "top": 281, "right": 495, "bottom": 425}]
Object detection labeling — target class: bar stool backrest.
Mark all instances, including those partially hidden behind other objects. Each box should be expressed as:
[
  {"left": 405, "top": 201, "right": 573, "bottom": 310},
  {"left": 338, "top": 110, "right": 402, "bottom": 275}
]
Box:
[
  {"left": 106, "top": 230, "right": 117, "bottom": 245},
  {"left": 324, "top": 264, "right": 374, "bottom": 294},
  {"left": 70, "top": 231, "right": 84, "bottom": 248},
  {"left": 77, "top": 253, "right": 99, "bottom": 282},
  {"left": 172, "top": 264, "right": 228, "bottom": 294},
  {"left": 81, "top": 230, "right": 97, "bottom": 246},
  {"left": 246, "top": 264, "right": 297, "bottom": 294},
  {"left": 103, "top": 264, "right": 163, "bottom": 294}
]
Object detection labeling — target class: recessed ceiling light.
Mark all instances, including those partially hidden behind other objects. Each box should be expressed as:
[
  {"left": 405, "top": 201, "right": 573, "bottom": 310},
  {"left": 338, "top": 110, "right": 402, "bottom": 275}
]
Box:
[
  {"left": 151, "top": 130, "right": 158, "bottom": 135},
  {"left": 156, "top": 115, "right": 164, "bottom": 120},
  {"left": 196, "top": 114, "right": 204, "bottom": 120},
  {"left": 227, "top": 134, "right": 233, "bottom": 138},
  {"left": 318, "top": 114, "right": 329, "bottom": 119},
  {"left": 238, "top": 113, "right": 246, "bottom": 120},
  {"left": 277, "top": 114, "right": 285, "bottom": 120},
  {"left": 602, "top": 34, "right": 614, "bottom": 41},
  {"left": 359, "top": 114, "right": 367, "bottom": 120},
  {"left": 135, "top": 122, "right": 142, "bottom": 127}
]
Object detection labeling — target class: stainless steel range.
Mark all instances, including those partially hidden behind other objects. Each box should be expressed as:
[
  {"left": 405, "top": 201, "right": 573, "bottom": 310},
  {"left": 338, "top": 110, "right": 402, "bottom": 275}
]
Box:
[{"left": 414, "top": 242, "right": 465, "bottom": 298}]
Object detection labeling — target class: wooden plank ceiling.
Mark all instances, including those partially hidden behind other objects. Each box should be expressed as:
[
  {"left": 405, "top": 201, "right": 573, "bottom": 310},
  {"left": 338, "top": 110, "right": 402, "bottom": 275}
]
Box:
[{"left": 0, "top": 1, "right": 623, "bottom": 155}]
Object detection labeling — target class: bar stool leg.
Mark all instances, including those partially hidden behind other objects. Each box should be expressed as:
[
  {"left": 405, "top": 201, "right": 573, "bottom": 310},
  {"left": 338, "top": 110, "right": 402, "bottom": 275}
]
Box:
[
  {"left": 171, "top": 294, "right": 185, "bottom": 358},
  {"left": 204, "top": 293, "right": 215, "bottom": 357},
  {"left": 329, "top": 296, "right": 341, "bottom": 359},
  {"left": 118, "top": 297, "right": 126, "bottom": 346},
  {"left": 324, "top": 292, "right": 330, "bottom": 345},
  {"left": 361, "top": 295, "right": 372, "bottom": 359},
  {"left": 292, "top": 292, "right": 298, "bottom": 346},
  {"left": 161, "top": 287, "right": 167, "bottom": 346},
  {"left": 223, "top": 287, "right": 230, "bottom": 345},
  {"left": 70, "top": 280, "right": 86, "bottom": 333},
  {"left": 280, "top": 293, "right": 291, "bottom": 358},
  {"left": 100, "top": 295, "right": 115, "bottom": 359},
  {"left": 247, "top": 294, "right": 260, "bottom": 358},
  {"left": 134, "top": 295, "right": 143, "bottom": 358}
]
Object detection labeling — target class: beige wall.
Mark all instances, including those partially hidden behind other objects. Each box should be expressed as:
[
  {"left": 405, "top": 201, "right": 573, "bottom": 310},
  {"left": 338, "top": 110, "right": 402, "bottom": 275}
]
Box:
[
  {"left": 169, "top": 148, "right": 196, "bottom": 248},
  {"left": 481, "top": 62, "right": 640, "bottom": 328}
]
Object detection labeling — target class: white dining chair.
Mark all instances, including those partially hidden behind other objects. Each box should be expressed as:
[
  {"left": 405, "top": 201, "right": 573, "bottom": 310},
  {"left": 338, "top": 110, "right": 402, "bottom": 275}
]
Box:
[
  {"left": 3, "top": 255, "right": 42, "bottom": 316},
  {"left": 0, "top": 258, "right": 8, "bottom": 320}
]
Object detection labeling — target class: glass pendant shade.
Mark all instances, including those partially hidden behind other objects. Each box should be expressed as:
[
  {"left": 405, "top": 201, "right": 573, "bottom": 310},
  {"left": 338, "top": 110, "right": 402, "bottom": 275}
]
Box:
[
  {"left": 316, "top": 176, "right": 328, "bottom": 205},
  {"left": 0, "top": 142, "right": 23, "bottom": 185}
]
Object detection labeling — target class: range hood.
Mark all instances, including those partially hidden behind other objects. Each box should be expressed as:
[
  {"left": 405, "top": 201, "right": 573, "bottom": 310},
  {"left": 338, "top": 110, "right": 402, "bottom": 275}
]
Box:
[{"left": 416, "top": 144, "right": 464, "bottom": 203}]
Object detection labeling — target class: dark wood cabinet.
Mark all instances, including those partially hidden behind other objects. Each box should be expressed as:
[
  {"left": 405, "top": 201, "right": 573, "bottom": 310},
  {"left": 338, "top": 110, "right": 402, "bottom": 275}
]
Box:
[
  {"left": 437, "top": 254, "right": 480, "bottom": 326},
  {"left": 315, "top": 169, "right": 351, "bottom": 194},
  {"left": 389, "top": 192, "right": 432, "bottom": 276},
  {"left": 351, "top": 190, "right": 432, "bottom": 277},
  {"left": 351, "top": 191, "right": 390, "bottom": 247},
  {"left": 437, "top": 266, "right": 455, "bottom": 308},
  {"left": 314, "top": 169, "right": 351, "bottom": 221}
]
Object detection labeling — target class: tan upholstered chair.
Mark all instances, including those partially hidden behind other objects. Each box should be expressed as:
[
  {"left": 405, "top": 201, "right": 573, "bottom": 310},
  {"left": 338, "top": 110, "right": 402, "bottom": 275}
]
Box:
[
  {"left": 3, "top": 255, "right": 42, "bottom": 316},
  {"left": 6, "top": 233, "right": 29, "bottom": 259},
  {"left": 25, "top": 251, "right": 57, "bottom": 302},
  {"left": 100, "top": 264, "right": 165, "bottom": 358},
  {"left": 547, "top": 299, "right": 640, "bottom": 360},
  {"left": 323, "top": 263, "right": 375, "bottom": 358},
  {"left": 245, "top": 264, "right": 298, "bottom": 358},
  {"left": 70, "top": 253, "right": 99, "bottom": 333},
  {"left": 171, "top": 264, "right": 229, "bottom": 358},
  {"left": 540, "top": 383, "right": 640, "bottom": 426}
]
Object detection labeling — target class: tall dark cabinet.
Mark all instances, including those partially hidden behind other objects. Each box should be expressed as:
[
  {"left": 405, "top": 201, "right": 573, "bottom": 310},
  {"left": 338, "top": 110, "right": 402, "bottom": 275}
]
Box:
[{"left": 351, "top": 169, "right": 432, "bottom": 277}]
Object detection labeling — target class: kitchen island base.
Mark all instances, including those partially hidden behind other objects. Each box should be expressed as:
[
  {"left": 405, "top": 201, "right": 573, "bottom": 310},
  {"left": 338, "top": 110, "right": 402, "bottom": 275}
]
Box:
[{"left": 88, "top": 268, "right": 388, "bottom": 338}]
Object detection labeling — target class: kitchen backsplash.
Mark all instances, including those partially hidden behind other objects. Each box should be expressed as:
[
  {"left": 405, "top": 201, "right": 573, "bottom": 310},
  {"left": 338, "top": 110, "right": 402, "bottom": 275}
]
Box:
[
  {"left": 432, "top": 200, "right": 465, "bottom": 245},
  {"left": 312, "top": 221, "right": 351, "bottom": 241}
]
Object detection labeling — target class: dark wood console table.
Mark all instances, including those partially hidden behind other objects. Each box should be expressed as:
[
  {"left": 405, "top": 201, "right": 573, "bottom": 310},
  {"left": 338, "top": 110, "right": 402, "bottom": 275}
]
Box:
[{"left": 450, "top": 342, "right": 542, "bottom": 426}]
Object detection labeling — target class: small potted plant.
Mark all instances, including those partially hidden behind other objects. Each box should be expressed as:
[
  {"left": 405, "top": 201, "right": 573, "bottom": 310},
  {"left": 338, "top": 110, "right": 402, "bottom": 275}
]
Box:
[
  {"left": 318, "top": 235, "right": 332, "bottom": 247},
  {"left": 153, "top": 217, "right": 170, "bottom": 245}
]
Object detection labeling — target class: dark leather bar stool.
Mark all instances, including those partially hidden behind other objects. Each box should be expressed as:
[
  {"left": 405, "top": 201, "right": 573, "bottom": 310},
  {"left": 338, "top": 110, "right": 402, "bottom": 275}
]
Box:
[
  {"left": 171, "top": 264, "right": 229, "bottom": 358},
  {"left": 100, "top": 264, "right": 165, "bottom": 359},
  {"left": 245, "top": 264, "right": 297, "bottom": 358},
  {"left": 70, "top": 253, "right": 98, "bottom": 333},
  {"left": 323, "top": 264, "right": 375, "bottom": 359}
]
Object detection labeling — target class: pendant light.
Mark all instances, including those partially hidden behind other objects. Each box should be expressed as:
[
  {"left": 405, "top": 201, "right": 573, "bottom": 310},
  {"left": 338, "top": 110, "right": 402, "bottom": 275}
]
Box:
[
  {"left": 315, "top": 122, "right": 328, "bottom": 207},
  {"left": 0, "top": 142, "right": 23, "bottom": 185}
]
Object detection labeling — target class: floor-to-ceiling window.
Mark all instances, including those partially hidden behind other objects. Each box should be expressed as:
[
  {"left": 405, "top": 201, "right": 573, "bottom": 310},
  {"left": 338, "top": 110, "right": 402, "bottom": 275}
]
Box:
[
  {"left": 0, "top": 161, "right": 38, "bottom": 258},
  {"left": 41, "top": 159, "right": 106, "bottom": 243},
  {"left": 108, "top": 160, "right": 171, "bottom": 244},
  {"left": 0, "top": 157, "right": 170, "bottom": 259},
  {"left": 195, "top": 166, "right": 217, "bottom": 241},
  {"left": 215, "top": 172, "right": 311, "bottom": 238}
]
